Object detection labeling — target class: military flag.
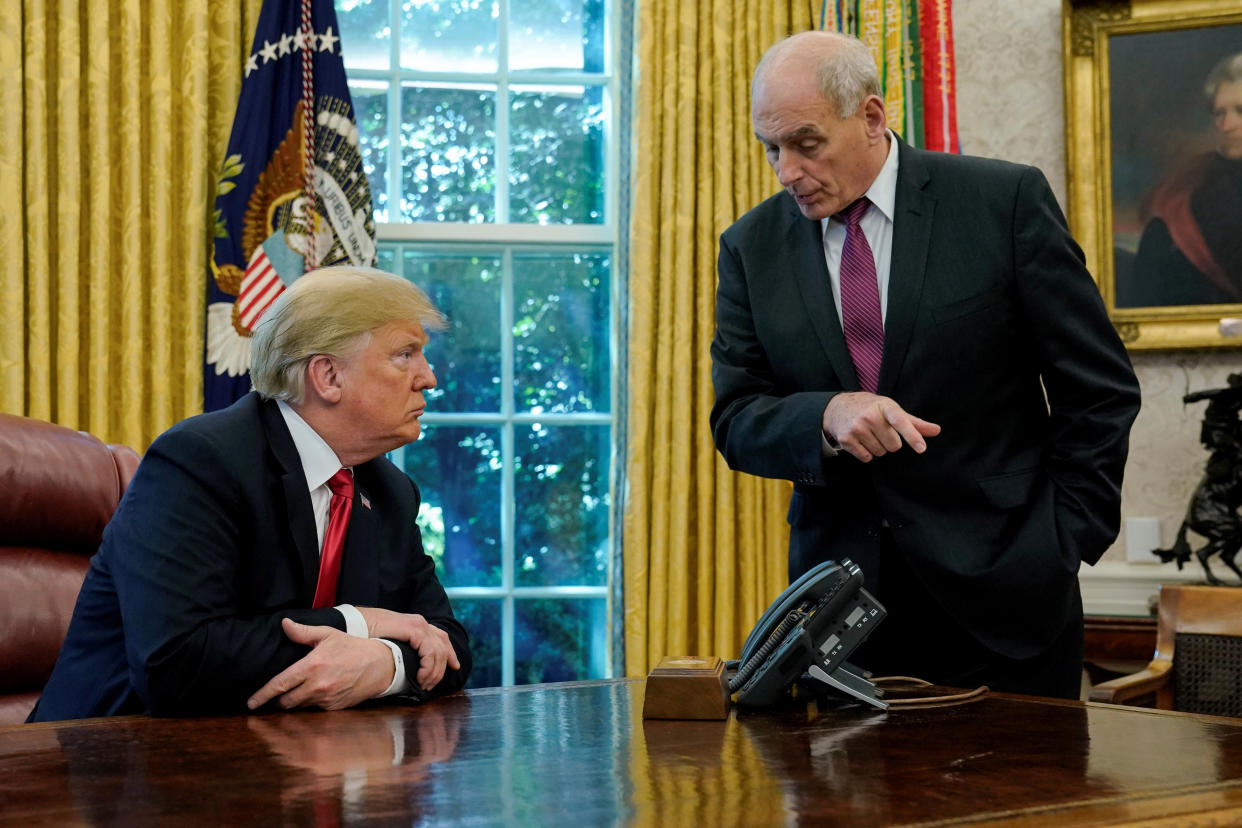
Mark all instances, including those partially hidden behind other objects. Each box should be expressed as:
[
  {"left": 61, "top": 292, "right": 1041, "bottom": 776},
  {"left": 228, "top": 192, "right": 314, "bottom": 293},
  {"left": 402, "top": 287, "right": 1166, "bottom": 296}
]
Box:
[
  {"left": 205, "top": 0, "right": 376, "bottom": 411},
  {"left": 822, "top": 0, "right": 960, "bottom": 153}
]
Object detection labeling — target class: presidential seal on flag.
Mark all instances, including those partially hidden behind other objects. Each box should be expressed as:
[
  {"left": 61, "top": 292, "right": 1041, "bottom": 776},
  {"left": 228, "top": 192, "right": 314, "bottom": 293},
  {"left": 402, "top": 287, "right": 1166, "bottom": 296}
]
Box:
[{"left": 205, "top": 0, "right": 376, "bottom": 412}]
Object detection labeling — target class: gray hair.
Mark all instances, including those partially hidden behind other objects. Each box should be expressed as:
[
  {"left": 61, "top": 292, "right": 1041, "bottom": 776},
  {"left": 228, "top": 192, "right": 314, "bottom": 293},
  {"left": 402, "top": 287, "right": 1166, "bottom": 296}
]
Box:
[
  {"left": 250, "top": 265, "right": 446, "bottom": 403},
  {"left": 1205, "top": 52, "right": 1242, "bottom": 102},
  {"left": 753, "top": 31, "right": 881, "bottom": 118}
]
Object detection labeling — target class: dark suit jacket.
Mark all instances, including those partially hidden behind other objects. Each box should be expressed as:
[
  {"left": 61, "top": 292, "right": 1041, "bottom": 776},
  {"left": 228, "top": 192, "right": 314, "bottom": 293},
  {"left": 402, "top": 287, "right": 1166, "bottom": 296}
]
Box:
[
  {"left": 30, "top": 393, "right": 470, "bottom": 721},
  {"left": 710, "top": 139, "right": 1141, "bottom": 659}
]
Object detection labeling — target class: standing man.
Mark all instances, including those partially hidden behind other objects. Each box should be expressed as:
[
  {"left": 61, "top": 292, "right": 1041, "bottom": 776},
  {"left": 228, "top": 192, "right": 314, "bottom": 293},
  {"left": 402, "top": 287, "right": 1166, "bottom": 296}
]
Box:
[
  {"left": 31, "top": 267, "right": 470, "bottom": 721},
  {"left": 710, "top": 31, "right": 1140, "bottom": 698}
]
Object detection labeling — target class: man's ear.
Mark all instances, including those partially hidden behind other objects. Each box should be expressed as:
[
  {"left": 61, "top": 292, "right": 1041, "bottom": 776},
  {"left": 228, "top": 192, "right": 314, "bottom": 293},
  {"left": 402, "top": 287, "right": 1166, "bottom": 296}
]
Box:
[
  {"left": 304, "top": 354, "right": 345, "bottom": 404},
  {"left": 861, "top": 95, "right": 887, "bottom": 140}
]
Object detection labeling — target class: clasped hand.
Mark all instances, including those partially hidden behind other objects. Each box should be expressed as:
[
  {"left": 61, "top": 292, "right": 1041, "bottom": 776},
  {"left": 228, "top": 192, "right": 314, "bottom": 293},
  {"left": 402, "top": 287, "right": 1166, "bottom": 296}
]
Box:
[
  {"left": 247, "top": 609, "right": 461, "bottom": 712},
  {"left": 823, "top": 392, "right": 941, "bottom": 463},
  {"left": 247, "top": 618, "right": 395, "bottom": 711},
  {"left": 356, "top": 606, "right": 461, "bottom": 692}
]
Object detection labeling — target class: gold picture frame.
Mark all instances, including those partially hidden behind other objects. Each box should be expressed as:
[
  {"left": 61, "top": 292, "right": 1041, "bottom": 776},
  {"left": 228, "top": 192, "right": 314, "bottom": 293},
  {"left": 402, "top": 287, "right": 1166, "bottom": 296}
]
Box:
[{"left": 1062, "top": 0, "right": 1242, "bottom": 350}]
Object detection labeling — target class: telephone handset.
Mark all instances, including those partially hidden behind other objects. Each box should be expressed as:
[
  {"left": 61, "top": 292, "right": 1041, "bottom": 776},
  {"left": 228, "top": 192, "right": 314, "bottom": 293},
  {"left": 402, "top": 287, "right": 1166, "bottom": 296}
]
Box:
[{"left": 729, "top": 558, "right": 888, "bottom": 709}]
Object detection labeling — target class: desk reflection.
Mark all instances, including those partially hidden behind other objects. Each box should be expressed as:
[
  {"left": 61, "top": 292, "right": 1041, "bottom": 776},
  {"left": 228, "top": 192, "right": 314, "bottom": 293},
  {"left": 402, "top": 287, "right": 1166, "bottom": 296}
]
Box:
[
  {"left": 8, "top": 680, "right": 1242, "bottom": 827},
  {"left": 41, "top": 705, "right": 462, "bottom": 826},
  {"left": 735, "top": 692, "right": 1094, "bottom": 827},
  {"left": 246, "top": 706, "right": 461, "bottom": 823}
]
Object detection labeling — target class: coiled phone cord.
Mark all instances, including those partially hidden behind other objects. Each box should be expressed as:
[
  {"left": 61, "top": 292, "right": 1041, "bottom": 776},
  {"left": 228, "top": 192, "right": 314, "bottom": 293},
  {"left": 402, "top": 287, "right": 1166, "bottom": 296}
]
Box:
[{"left": 727, "top": 607, "right": 808, "bottom": 693}]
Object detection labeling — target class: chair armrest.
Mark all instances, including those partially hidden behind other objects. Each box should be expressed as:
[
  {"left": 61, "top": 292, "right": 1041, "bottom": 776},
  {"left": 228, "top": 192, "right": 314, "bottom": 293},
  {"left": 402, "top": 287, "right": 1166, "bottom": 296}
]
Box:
[{"left": 1088, "top": 659, "right": 1172, "bottom": 705}]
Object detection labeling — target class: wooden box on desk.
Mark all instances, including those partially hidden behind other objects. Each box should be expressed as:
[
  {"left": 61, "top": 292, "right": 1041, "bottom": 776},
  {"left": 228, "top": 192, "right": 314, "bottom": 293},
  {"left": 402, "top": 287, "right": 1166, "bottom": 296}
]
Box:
[{"left": 642, "top": 656, "right": 731, "bottom": 720}]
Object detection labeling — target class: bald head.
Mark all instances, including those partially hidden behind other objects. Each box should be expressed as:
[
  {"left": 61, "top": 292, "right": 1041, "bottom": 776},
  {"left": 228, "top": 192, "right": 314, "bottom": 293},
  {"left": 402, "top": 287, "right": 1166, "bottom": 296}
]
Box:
[
  {"left": 752, "top": 31, "right": 881, "bottom": 120},
  {"left": 750, "top": 31, "right": 889, "bottom": 221}
]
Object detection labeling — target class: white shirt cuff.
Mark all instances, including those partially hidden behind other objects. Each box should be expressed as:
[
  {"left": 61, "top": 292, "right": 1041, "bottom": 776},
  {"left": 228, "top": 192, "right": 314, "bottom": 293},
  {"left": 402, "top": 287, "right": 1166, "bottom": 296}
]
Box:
[
  {"left": 373, "top": 639, "right": 408, "bottom": 697},
  {"left": 821, "top": 430, "right": 840, "bottom": 457},
  {"left": 336, "top": 604, "right": 369, "bottom": 638},
  {"left": 337, "top": 604, "right": 408, "bottom": 698}
]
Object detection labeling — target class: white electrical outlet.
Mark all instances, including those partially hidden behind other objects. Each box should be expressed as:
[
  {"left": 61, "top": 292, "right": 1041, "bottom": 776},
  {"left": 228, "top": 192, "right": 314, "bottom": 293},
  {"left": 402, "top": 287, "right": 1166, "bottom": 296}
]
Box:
[{"left": 1125, "top": 517, "right": 1162, "bottom": 564}]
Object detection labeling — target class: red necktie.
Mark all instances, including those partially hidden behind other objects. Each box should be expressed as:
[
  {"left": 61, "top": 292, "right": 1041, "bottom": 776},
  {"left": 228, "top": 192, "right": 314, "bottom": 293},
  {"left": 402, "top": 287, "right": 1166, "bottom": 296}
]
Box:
[
  {"left": 838, "top": 197, "right": 884, "bottom": 393},
  {"left": 312, "top": 468, "right": 354, "bottom": 608}
]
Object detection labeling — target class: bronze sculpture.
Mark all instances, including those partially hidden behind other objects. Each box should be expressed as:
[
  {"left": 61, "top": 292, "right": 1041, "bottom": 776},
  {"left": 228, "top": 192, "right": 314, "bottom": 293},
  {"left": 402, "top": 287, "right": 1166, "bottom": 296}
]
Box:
[{"left": 1155, "top": 372, "right": 1242, "bottom": 585}]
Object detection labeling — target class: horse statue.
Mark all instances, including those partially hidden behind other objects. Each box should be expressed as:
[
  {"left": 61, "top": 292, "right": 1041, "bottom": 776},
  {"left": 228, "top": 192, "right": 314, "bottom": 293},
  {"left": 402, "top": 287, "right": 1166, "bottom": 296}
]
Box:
[{"left": 1154, "top": 372, "right": 1242, "bottom": 586}]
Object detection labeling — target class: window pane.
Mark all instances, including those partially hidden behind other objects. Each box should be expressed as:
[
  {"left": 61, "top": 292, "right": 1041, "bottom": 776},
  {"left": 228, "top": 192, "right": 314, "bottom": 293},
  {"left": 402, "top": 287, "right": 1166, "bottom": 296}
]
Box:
[
  {"left": 338, "top": 0, "right": 392, "bottom": 70},
  {"left": 452, "top": 598, "right": 502, "bottom": 688},
  {"left": 509, "top": 85, "right": 605, "bottom": 224},
  {"left": 405, "top": 424, "right": 503, "bottom": 588},
  {"left": 515, "top": 598, "right": 607, "bottom": 683},
  {"left": 376, "top": 246, "right": 396, "bottom": 272},
  {"left": 401, "top": 0, "right": 499, "bottom": 73},
  {"left": 400, "top": 250, "right": 503, "bottom": 412},
  {"left": 515, "top": 424, "right": 609, "bottom": 587},
  {"left": 513, "top": 252, "right": 610, "bottom": 413},
  {"left": 509, "top": 0, "right": 606, "bottom": 73},
  {"left": 351, "top": 82, "right": 389, "bottom": 222},
  {"left": 401, "top": 85, "right": 496, "bottom": 223}
]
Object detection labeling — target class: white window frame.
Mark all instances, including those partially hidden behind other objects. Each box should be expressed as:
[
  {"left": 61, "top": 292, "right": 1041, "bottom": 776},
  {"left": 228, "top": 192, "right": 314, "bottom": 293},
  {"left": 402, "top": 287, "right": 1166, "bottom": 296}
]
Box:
[{"left": 349, "top": 0, "right": 623, "bottom": 687}]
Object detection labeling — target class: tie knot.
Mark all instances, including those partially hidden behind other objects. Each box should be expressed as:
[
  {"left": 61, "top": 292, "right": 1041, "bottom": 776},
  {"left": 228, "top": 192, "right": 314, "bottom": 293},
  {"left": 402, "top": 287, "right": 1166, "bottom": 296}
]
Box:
[
  {"left": 327, "top": 468, "right": 353, "bottom": 498},
  {"left": 839, "top": 197, "right": 871, "bottom": 226}
]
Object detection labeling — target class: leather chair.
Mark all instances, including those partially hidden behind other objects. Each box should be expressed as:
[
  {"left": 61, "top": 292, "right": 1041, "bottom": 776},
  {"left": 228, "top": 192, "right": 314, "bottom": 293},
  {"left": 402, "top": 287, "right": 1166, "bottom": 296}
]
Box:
[
  {"left": 1089, "top": 584, "right": 1242, "bottom": 717},
  {"left": 0, "top": 412, "right": 140, "bottom": 724}
]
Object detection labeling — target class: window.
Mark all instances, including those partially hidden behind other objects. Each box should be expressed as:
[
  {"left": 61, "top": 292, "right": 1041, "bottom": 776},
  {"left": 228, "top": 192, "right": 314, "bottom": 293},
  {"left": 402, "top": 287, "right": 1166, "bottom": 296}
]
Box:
[{"left": 338, "top": 0, "right": 623, "bottom": 687}]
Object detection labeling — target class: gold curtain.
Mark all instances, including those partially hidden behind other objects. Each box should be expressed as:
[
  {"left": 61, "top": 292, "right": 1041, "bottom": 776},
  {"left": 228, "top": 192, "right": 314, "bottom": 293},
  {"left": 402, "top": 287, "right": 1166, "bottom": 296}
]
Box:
[
  {"left": 624, "top": 0, "right": 818, "bottom": 676},
  {"left": 0, "top": 0, "right": 262, "bottom": 450}
]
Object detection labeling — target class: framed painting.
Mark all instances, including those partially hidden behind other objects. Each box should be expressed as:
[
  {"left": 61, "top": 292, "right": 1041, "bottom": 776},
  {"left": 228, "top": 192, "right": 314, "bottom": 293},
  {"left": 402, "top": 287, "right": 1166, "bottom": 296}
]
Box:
[{"left": 1063, "top": 0, "right": 1242, "bottom": 350}]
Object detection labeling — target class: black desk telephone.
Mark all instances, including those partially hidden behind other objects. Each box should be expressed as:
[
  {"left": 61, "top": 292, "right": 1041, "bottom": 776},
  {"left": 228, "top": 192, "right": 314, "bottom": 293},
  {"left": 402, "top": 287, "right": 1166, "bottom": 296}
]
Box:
[{"left": 729, "top": 558, "right": 888, "bottom": 710}]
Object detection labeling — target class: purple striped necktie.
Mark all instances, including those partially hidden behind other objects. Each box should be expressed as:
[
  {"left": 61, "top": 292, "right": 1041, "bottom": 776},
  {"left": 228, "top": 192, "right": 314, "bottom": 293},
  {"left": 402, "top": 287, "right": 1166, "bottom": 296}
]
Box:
[{"left": 837, "top": 197, "right": 883, "bottom": 393}]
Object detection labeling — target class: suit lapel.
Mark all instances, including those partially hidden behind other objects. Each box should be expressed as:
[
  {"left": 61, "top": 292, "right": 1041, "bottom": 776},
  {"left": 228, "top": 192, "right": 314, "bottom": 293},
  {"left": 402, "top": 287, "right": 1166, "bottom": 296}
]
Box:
[
  {"left": 259, "top": 399, "right": 322, "bottom": 601},
  {"left": 880, "top": 140, "right": 936, "bottom": 394},
  {"left": 336, "top": 471, "right": 380, "bottom": 605},
  {"left": 787, "top": 205, "right": 860, "bottom": 390}
]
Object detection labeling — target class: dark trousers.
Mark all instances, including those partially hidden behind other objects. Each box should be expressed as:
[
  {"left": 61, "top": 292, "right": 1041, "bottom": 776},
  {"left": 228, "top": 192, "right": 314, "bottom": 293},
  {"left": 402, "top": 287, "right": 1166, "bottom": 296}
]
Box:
[{"left": 850, "top": 531, "right": 1084, "bottom": 700}]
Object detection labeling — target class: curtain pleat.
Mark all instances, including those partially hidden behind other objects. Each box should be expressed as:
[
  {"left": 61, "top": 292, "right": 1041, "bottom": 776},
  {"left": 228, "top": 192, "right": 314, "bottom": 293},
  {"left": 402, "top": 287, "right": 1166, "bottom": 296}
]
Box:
[
  {"left": 0, "top": 0, "right": 262, "bottom": 450},
  {"left": 625, "top": 0, "right": 818, "bottom": 676},
  {"left": 0, "top": 2, "right": 23, "bottom": 408}
]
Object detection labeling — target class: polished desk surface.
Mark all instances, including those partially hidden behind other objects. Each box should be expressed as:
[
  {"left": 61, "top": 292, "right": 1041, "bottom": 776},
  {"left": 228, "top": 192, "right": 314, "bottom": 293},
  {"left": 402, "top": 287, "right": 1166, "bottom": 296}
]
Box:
[{"left": 4, "top": 678, "right": 1242, "bottom": 826}]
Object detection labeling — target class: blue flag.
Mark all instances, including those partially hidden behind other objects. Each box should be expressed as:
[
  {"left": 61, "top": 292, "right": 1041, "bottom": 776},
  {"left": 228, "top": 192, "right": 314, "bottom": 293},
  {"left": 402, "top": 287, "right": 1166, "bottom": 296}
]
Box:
[{"left": 205, "top": 0, "right": 376, "bottom": 411}]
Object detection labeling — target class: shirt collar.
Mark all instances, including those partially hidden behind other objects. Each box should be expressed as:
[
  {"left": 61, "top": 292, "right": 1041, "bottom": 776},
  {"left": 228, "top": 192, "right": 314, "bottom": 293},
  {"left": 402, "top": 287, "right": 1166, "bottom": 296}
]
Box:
[
  {"left": 865, "top": 130, "right": 900, "bottom": 222},
  {"left": 276, "top": 399, "right": 345, "bottom": 492}
]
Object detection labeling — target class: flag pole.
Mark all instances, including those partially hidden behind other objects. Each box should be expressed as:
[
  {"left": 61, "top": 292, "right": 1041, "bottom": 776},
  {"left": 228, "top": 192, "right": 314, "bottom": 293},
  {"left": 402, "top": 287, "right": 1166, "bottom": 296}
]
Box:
[{"left": 301, "top": 0, "right": 317, "bottom": 270}]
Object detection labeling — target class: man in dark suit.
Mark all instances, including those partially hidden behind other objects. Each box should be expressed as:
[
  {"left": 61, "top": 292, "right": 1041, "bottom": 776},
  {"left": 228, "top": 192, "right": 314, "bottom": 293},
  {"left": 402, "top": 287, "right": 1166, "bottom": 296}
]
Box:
[
  {"left": 31, "top": 267, "right": 471, "bottom": 721},
  {"left": 710, "top": 31, "right": 1140, "bottom": 698}
]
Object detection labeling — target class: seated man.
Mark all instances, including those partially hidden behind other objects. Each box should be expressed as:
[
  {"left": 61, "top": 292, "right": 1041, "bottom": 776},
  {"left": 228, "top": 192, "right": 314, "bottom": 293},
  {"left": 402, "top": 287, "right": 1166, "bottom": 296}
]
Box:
[{"left": 29, "top": 267, "right": 471, "bottom": 721}]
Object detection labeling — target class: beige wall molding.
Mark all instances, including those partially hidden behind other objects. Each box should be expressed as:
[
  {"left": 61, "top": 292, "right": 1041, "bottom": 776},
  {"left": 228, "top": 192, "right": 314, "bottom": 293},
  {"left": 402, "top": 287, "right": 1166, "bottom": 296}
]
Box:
[{"left": 1080, "top": 561, "right": 1209, "bottom": 617}]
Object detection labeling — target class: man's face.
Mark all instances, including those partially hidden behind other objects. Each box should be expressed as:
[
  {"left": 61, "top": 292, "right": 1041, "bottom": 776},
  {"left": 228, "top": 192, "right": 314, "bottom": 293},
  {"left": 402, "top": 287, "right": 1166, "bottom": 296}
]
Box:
[
  {"left": 1213, "top": 79, "right": 1242, "bottom": 160},
  {"left": 752, "top": 64, "right": 887, "bottom": 221},
  {"left": 335, "top": 319, "right": 437, "bottom": 456}
]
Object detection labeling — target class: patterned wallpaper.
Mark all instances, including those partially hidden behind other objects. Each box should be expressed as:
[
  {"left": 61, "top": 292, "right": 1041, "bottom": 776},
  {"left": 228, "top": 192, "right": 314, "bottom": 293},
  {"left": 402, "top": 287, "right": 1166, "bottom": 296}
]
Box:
[{"left": 953, "top": 0, "right": 1237, "bottom": 565}]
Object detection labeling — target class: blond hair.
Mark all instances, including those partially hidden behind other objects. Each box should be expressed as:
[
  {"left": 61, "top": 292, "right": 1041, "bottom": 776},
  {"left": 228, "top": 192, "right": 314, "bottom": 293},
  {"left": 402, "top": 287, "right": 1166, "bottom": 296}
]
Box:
[
  {"left": 250, "top": 266, "right": 446, "bottom": 403},
  {"left": 753, "top": 31, "right": 881, "bottom": 119}
]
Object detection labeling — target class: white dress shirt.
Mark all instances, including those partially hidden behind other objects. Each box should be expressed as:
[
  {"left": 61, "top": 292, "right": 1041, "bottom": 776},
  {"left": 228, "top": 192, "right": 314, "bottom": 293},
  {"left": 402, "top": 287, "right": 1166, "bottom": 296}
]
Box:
[
  {"left": 818, "top": 132, "right": 901, "bottom": 457},
  {"left": 820, "top": 130, "right": 900, "bottom": 325},
  {"left": 277, "top": 400, "right": 407, "bottom": 697}
]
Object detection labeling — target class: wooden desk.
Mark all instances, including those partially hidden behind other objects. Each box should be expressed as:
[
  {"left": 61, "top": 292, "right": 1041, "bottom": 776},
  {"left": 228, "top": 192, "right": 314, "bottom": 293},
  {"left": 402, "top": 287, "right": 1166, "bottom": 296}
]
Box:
[{"left": 4, "top": 679, "right": 1242, "bottom": 826}]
